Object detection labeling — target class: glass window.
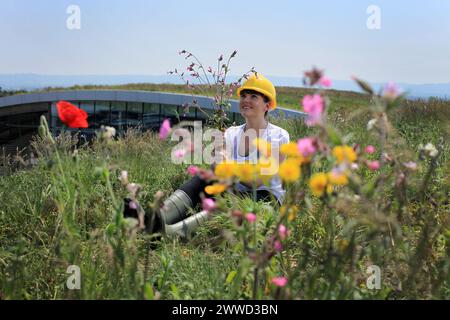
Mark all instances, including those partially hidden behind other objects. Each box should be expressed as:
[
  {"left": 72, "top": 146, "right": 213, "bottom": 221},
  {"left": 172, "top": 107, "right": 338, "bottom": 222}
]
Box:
[
  {"left": 110, "top": 102, "right": 126, "bottom": 132},
  {"left": 143, "top": 103, "right": 160, "bottom": 130},
  {"left": 94, "top": 101, "right": 111, "bottom": 128},
  {"left": 127, "top": 102, "right": 143, "bottom": 129}
]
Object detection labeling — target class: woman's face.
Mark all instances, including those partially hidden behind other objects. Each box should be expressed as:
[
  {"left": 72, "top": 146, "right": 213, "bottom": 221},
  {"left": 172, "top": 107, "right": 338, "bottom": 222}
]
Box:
[{"left": 239, "top": 90, "right": 270, "bottom": 120}]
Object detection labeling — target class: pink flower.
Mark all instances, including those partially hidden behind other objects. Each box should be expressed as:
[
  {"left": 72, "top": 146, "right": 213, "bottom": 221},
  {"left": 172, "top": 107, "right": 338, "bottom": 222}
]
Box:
[
  {"left": 274, "top": 240, "right": 283, "bottom": 252},
  {"left": 129, "top": 200, "right": 138, "bottom": 210},
  {"left": 319, "top": 76, "right": 332, "bottom": 88},
  {"left": 202, "top": 198, "right": 216, "bottom": 213},
  {"left": 174, "top": 149, "right": 186, "bottom": 159},
  {"left": 187, "top": 165, "right": 199, "bottom": 176},
  {"left": 403, "top": 161, "right": 418, "bottom": 171},
  {"left": 245, "top": 213, "right": 256, "bottom": 223},
  {"left": 159, "top": 119, "right": 171, "bottom": 140},
  {"left": 302, "top": 94, "right": 324, "bottom": 126},
  {"left": 383, "top": 81, "right": 402, "bottom": 100},
  {"left": 365, "top": 145, "right": 376, "bottom": 154},
  {"left": 278, "top": 224, "right": 288, "bottom": 240},
  {"left": 368, "top": 160, "right": 380, "bottom": 171},
  {"left": 297, "top": 137, "right": 316, "bottom": 157},
  {"left": 271, "top": 276, "right": 288, "bottom": 287}
]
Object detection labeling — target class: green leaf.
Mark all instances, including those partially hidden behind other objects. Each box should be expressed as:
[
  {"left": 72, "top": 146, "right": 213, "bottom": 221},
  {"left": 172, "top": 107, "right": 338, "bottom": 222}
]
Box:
[
  {"left": 144, "top": 283, "right": 154, "bottom": 300},
  {"left": 326, "top": 126, "right": 343, "bottom": 145},
  {"left": 225, "top": 270, "right": 237, "bottom": 284},
  {"left": 170, "top": 283, "right": 180, "bottom": 299}
]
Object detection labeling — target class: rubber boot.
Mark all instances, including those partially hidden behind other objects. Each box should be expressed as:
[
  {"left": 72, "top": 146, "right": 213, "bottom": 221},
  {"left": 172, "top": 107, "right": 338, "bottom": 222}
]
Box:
[
  {"left": 156, "top": 189, "right": 193, "bottom": 227},
  {"left": 163, "top": 210, "right": 209, "bottom": 240}
]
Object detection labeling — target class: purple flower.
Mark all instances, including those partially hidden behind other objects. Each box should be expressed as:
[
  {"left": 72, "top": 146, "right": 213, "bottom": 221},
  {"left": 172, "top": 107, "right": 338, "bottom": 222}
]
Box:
[{"left": 274, "top": 240, "right": 283, "bottom": 252}]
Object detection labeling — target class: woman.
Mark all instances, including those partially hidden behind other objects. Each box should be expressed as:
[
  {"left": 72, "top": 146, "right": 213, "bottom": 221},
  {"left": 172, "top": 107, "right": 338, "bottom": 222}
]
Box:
[{"left": 125, "top": 73, "right": 290, "bottom": 239}]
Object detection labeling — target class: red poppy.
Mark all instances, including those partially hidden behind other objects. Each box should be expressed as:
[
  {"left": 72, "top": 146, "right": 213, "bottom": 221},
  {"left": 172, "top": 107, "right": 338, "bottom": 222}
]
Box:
[{"left": 56, "top": 101, "right": 88, "bottom": 128}]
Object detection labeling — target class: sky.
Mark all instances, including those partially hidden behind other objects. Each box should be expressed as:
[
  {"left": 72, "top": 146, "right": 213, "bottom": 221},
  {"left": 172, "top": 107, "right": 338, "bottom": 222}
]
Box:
[{"left": 1, "top": 0, "right": 450, "bottom": 84}]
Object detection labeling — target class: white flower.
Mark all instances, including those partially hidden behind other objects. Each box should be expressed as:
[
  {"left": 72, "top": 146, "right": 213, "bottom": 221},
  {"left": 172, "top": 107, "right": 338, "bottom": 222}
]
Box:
[
  {"left": 100, "top": 125, "right": 117, "bottom": 140},
  {"left": 419, "top": 143, "right": 439, "bottom": 158},
  {"left": 424, "top": 143, "right": 438, "bottom": 158},
  {"left": 119, "top": 170, "right": 129, "bottom": 185},
  {"left": 367, "top": 119, "right": 377, "bottom": 131}
]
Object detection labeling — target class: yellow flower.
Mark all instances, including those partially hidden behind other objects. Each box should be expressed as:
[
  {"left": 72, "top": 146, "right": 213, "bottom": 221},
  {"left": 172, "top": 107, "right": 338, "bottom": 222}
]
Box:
[
  {"left": 309, "top": 173, "right": 328, "bottom": 197},
  {"left": 332, "top": 145, "right": 357, "bottom": 164},
  {"left": 205, "top": 183, "right": 228, "bottom": 195},
  {"left": 255, "top": 156, "right": 277, "bottom": 183},
  {"left": 280, "top": 205, "right": 299, "bottom": 222},
  {"left": 278, "top": 159, "right": 301, "bottom": 183},
  {"left": 253, "top": 138, "right": 272, "bottom": 157},
  {"left": 327, "top": 171, "right": 349, "bottom": 186},
  {"left": 280, "top": 142, "right": 301, "bottom": 158},
  {"left": 215, "top": 162, "right": 238, "bottom": 179},
  {"left": 236, "top": 163, "right": 257, "bottom": 183}
]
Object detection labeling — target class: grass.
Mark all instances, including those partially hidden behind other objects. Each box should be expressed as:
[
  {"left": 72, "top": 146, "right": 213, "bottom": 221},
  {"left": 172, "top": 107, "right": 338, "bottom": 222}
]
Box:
[{"left": 0, "top": 84, "right": 449, "bottom": 299}]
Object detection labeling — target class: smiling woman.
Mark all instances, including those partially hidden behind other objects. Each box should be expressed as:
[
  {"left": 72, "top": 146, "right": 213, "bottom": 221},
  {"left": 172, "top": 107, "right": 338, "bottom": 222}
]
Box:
[{"left": 134, "top": 73, "right": 290, "bottom": 240}]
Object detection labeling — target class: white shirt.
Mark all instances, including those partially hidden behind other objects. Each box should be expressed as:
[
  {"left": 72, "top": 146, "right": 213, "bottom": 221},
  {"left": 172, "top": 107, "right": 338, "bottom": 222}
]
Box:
[{"left": 224, "top": 122, "right": 290, "bottom": 204}]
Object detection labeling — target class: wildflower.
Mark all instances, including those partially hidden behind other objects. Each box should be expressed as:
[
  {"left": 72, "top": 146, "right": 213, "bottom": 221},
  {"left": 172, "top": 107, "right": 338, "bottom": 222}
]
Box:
[
  {"left": 403, "top": 161, "right": 418, "bottom": 171},
  {"left": 319, "top": 76, "right": 332, "bottom": 88},
  {"left": 119, "top": 170, "right": 129, "bottom": 185},
  {"left": 215, "top": 162, "right": 238, "bottom": 179},
  {"left": 245, "top": 213, "right": 256, "bottom": 223},
  {"left": 174, "top": 149, "right": 186, "bottom": 159},
  {"left": 274, "top": 240, "right": 283, "bottom": 252},
  {"left": 236, "top": 163, "right": 257, "bottom": 183},
  {"left": 159, "top": 119, "right": 171, "bottom": 140},
  {"left": 280, "top": 205, "right": 298, "bottom": 222},
  {"left": 202, "top": 198, "right": 216, "bottom": 213},
  {"left": 129, "top": 200, "right": 138, "bottom": 210},
  {"left": 278, "top": 224, "right": 288, "bottom": 240},
  {"left": 278, "top": 159, "right": 301, "bottom": 183},
  {"left": 367, "top": 118, "right": 377, "bottom": 131},
  {"left": 327, "top": 170, "right": 348, "bottom": 186},
  {"left": 364, "top": 145, "right": 376, "bottom": 154},
  {"left": 383, "top": 81, "right": 402, "bottom": 101},
  {"left": 99, "top": 125, "right": 116, "bottom": 140},
  {"left": 205, "top": 183, "right": 227, "bottom": 195},
  {"left": 332, "top": 145, "right": 357, "bottom": 164},
  {"left": 253, "top": 138, "right": 272, "bottom": 157},
  {"left": 187, "top": 165, "right": 199, "bottom": 176},
  {"left": 297, "top": 137, "right": 316, "bottom": 157},
  {"left": 419, "top": 143, "right": 439, "bottom": 158},
  {"left": 302, "top": 94, "right": 324, "bottom": 126},
  {"left": 256, "top": 157, "right": 277, "bottom": 183},
  {"left": 56, "top": 101, "right": 88, "bottom": 128},
  {"left": 368, "top": 160, "right": 380, "bottom": 171},
  {"left": 280, "top": 142, "right": 301, "bottom": 158},
  {"left": 309, "top": 173, "right": 328, "bottom": 197},
  {"left": 271, "top": 276, "right": 288, "bottom": 287}
]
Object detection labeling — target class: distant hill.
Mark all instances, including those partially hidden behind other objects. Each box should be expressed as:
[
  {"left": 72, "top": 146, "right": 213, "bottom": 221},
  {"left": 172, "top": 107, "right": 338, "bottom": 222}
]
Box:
[{"left": 0, "top": 74, "right": 449, "bottom": 99}]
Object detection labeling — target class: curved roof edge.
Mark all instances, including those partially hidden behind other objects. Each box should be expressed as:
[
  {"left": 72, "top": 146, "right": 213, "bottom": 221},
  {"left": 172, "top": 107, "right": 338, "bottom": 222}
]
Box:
[{"left": 0, "top": 90, "right": 305, "bottom": 119}]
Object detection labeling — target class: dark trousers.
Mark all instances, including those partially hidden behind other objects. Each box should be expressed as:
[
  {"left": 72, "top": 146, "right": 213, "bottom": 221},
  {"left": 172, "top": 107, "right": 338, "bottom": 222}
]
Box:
[{"left": 179, "top": 175, "right": 279, "bottom": 208}]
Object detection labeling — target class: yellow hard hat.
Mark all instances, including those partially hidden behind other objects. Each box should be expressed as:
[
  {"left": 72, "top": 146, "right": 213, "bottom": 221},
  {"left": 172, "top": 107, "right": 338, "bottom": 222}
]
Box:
[{"left": 237, "top": 73, "right": 277, "bottom": 110}]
